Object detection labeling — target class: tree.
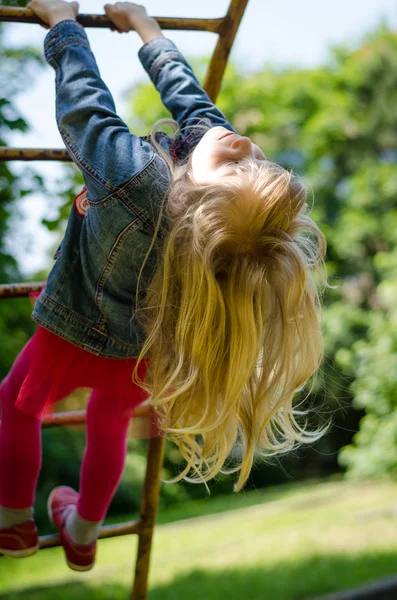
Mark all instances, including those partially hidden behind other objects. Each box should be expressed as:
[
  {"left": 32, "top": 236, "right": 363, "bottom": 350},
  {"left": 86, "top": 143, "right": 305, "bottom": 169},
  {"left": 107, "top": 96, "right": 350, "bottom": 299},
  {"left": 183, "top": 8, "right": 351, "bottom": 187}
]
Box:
[
  {"left": 0, "top": 11, "right": 48, "bottom": 376},
  {"left": 0, "top": 1, "right": 84, "bottom": 377}
]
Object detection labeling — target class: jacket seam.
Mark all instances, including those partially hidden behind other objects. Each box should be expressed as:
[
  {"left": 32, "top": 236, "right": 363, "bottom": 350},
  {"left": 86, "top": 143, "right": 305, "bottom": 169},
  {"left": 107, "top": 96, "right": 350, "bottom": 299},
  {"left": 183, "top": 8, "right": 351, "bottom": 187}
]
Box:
[
  {"left": 58, "top": 129, "right": 113, "bottom": 192},
  {"left": 88, "top": 153, "right": 157, "bottom": 206},
  {"left": 32, "top": 316, "right": 137, "bottom": 358},
  {"left": 46, "top": 38, "right": 90, "bottom": 63},
  {"left": 35, "top": 294, "right": 93, "bottom": 325},
  {"left": 32, "top": 315, "right": 91, "bottom": 348},
  {"left": 33, "top": 308, "right": 140, "bottom": 355}
]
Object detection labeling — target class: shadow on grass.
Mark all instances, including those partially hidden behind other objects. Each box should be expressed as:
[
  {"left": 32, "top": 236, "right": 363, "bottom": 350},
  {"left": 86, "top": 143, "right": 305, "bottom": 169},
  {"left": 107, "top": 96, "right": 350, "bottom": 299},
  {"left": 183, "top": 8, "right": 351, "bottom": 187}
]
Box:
[{"left": 2, "top": 551, "right": 397, "bottom": 600}]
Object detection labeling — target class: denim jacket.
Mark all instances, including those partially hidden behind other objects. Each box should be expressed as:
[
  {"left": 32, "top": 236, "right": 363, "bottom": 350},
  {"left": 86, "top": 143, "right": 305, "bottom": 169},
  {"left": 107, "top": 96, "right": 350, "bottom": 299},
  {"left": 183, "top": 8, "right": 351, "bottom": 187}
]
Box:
[{"left": 32, "top": 20, "right": 235, "bottom": 358}]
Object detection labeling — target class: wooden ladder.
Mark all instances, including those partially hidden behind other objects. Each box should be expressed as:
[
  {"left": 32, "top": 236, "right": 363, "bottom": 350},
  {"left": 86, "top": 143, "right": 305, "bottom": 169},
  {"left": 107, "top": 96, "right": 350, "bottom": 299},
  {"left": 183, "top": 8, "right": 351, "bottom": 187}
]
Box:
[{"left": 0, "top": 2, "right": 249, "bottom": 598}]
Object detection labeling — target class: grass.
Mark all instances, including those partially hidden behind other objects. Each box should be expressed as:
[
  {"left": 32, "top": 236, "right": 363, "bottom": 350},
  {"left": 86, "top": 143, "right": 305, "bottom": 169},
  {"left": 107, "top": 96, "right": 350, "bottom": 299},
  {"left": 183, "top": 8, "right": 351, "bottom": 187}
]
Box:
[{"left": 1, "top": 476, "right": 397, "bottom": 599}]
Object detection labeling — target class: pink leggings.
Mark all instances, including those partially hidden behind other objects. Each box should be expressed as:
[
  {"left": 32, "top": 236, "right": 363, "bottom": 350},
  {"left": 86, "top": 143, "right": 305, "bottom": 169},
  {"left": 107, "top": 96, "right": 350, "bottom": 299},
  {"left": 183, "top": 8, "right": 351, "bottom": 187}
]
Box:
[{"left": 0, "top": 337, "right": 145, "bottom": 522}]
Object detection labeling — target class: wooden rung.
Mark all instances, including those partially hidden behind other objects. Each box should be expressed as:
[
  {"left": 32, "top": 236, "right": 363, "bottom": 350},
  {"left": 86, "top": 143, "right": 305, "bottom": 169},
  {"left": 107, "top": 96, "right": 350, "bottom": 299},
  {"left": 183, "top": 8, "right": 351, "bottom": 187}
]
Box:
[
  {"left": 42, "top": 404, "right": 154, "bottom": 428},
  {"left": 0, "top": 148, "right": 71, "bottom": 162},
  {"left": 39, "top": 518, "right": 142, "bottom": 550},
  {"left": 0, "top": 281, "right": 46, "bottom": 298},
  {"left": 0, "top": 7, "right": 223, "bottom": 32},
  {"left": 41, "top": 410, "right": 88, "bottom": 429}
]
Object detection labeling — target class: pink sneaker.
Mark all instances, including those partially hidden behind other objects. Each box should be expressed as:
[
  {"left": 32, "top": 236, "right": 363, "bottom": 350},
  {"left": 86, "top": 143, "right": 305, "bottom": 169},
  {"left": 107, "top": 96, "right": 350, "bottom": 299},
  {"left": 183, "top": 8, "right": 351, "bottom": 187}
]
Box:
[
  {"left": 0, "top": 520, "right": 39, "bottom": 558},
  {"left": 48, "top": 486, "right": 96, "bottom": 572}
]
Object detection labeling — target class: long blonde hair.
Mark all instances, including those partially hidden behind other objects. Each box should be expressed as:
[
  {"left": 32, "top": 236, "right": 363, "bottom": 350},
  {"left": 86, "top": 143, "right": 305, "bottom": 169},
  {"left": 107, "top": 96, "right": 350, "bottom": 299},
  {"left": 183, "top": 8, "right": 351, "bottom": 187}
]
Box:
[{"left": 131, "top": 119, "right": 328, "bottom": 492}]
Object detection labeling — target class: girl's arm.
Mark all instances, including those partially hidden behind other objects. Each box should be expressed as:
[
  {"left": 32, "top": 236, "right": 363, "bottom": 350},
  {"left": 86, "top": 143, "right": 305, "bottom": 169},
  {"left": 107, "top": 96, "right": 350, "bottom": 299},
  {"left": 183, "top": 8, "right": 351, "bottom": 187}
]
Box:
[
  {"left": 138, "top": 39, "right": 236, "bottom": 135},
  {"left": 27, "top": 0, "right": 158, "bottom": 202},
  {"left": 106, "top": 3, "right": 236, "bottom": 136}
]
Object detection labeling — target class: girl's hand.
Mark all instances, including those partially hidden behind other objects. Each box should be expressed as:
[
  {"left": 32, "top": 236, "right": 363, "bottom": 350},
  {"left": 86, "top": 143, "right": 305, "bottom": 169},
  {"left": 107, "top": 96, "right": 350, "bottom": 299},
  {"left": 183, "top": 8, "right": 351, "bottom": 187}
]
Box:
[
  {"left": 104, "top": 2, "right": 164, "bottom": 42},
  {"left": 26, "top": 0, "right": 79, "bottom": 29}
]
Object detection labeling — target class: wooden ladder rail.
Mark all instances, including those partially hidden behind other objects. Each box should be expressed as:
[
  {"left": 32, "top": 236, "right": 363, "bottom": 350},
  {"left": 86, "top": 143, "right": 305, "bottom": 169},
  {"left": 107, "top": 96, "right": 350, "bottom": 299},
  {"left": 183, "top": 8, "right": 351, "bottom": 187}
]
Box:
[{"left": 0, "top": 2, "right": 249, "bottom": 598}]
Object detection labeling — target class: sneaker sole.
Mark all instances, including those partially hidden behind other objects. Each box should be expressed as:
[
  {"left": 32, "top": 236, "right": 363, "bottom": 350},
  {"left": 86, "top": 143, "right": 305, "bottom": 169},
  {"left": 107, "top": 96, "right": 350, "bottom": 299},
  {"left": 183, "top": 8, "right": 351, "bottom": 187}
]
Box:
[
  {"left": 47, "top": 489, "right": 95, "bottom": 572},
  {"left": 67, "top": 559, "right": 94, "bottom": 572},
  {"left": 0, "top": 544, "right": 39, "bottom": 558}
]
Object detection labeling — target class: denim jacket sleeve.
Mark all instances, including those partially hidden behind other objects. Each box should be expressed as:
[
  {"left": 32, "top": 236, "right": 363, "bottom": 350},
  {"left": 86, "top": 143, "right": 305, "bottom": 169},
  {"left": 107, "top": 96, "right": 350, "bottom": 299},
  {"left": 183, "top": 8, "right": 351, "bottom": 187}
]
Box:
[
  {"left": 138, "top": 38, "right": 236, "bottom": 138},
  {"left": 44, "top": 20, "right": 156, "bottom": 202}
]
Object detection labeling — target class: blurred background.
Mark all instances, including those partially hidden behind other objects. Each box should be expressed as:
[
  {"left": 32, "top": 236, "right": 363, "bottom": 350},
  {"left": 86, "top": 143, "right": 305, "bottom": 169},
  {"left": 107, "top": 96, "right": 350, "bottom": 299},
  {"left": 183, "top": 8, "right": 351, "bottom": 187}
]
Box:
[{"left": 0, "top": 1, "right": 397, "bottom": 598}]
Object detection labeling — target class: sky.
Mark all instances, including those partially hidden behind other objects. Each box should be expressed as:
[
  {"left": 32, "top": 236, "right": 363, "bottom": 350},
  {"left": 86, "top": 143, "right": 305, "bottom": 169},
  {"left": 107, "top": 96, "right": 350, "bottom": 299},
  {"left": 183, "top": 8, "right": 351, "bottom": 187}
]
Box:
[{"left": 3, "top": 0, "right": 397, "bottom": 275}]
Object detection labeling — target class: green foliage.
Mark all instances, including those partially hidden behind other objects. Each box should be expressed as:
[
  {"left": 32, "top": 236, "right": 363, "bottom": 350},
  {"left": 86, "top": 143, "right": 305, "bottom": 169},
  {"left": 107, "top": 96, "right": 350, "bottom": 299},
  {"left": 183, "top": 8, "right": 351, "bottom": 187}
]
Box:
[
  {"left": 0, "top": 17, "right": 80, "bottom": 378},
  {"left": 0, "top": 22, "right": 49, "bottom": 378},
  {"left": 0, "top": 26, "right": 44, "bottom": 281},
  {"left": 339, "top": 300, "right": 397, "bottom": 478}
]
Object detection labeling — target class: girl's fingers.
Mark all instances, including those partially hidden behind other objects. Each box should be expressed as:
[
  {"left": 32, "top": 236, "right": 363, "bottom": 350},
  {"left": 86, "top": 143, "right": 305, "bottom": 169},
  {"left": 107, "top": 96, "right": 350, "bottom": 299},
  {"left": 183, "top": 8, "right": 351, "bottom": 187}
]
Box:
[{"left": 26, "top": 1, "right": 48, "bottom": 28}]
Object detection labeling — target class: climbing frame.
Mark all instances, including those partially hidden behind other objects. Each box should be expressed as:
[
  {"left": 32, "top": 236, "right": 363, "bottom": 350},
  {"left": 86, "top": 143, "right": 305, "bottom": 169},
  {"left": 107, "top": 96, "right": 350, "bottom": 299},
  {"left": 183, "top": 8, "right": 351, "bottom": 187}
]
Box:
[{"left": 0, "top": 2, "right": 249, "bottom": 598}]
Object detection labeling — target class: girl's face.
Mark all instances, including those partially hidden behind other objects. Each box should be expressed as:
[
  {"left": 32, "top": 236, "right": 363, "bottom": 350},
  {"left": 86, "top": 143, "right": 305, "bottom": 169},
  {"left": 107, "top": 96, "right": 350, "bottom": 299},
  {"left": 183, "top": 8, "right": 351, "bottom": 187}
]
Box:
[{"left": 190, "top": 126, "right": 266, "bottom": 185}]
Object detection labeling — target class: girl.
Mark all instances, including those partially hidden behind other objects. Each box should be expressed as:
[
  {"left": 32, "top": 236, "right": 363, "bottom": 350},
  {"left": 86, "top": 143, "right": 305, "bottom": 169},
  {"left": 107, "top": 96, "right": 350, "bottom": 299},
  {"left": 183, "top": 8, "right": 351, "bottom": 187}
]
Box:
[{"left": 0, "top": 0, "right": 328, "bottom": 572}]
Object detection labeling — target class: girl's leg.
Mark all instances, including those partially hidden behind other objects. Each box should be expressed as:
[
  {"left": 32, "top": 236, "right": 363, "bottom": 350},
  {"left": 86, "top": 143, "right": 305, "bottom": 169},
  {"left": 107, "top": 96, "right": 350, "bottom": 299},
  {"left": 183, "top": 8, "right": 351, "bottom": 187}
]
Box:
[
  {"left": 79, "top": 388, "right": 132, "bottom": 522},
  {"left": 77, "top": 359, "right": 148, "bottom": 526},
  {"left": 0, "top": 337, "right": 41, "bottom": 524},
  {"left": 64, "top": 387, "right": 133, "bottom": 544},
  {"left": 0, "top": 331, "right": 79, "bottom": 528}
]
